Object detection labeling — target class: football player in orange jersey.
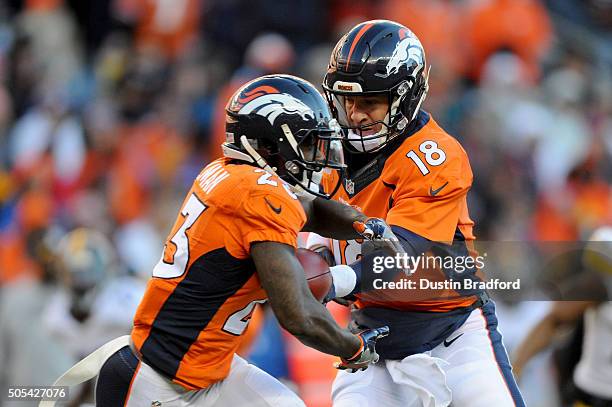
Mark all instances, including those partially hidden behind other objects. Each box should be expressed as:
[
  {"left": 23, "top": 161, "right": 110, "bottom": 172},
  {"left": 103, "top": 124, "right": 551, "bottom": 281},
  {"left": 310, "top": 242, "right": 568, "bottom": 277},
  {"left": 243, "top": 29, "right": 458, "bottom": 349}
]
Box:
[
  {"left": 73, "top": 75, "right": 393, "bottom": 407},
  {"left": 311, "top": 20, "right": 525, "bottom": 406}
]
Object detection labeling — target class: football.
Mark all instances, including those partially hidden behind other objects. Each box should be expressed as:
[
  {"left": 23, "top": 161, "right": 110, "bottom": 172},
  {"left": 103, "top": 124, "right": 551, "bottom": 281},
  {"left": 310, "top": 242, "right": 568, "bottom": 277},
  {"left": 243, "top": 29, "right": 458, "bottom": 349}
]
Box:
[{"left": 296, "top": 248, "right": 332, "bottom": 302}]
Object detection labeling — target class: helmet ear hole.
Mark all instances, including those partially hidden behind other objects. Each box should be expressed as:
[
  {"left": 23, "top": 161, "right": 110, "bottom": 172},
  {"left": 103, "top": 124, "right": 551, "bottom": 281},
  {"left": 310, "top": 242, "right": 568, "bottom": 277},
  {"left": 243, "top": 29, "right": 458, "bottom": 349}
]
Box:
[
  {"left": 397, "top": 81, "right": 410, "bottom": 96},
  {"left": 396, "top": 75, "right": 425, "bottom": 123}
]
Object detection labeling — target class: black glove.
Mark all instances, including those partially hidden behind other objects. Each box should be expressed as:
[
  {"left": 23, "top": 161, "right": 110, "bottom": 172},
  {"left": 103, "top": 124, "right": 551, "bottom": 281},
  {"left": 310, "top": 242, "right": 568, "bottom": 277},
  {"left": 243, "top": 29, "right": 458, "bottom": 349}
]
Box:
[{"left": 335, "top": 326, "right": 389, "bottom": 372}]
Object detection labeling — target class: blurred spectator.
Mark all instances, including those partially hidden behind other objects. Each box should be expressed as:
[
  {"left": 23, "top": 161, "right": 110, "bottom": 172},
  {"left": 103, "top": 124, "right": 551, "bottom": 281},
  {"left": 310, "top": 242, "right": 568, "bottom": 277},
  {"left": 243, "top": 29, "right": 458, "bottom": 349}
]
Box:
[
  {"left": 16, "top": 0, "right": 82, "bottom": 92},
  {"left": 40, "top": 227, "right": 145, "bottom": 404},
  {"left": 535, "top": 64, "right": 590, "bottom": 191},
  {"left": 328, "top": 0, "right": 376, "bottom": 30},
  {"left": 0, "top": 85, "right": 13, "bottom": 166},
  {"left": 208, "top": 32, "right": 296, "bottom": 161},
  {"left": 113, "top": 0, "right": 202, "bottom": 60},
  {"left": 379, "top": 0, "right": 468, "bottom": 77},
  {"left": 204, "top": 0, "right": 326, "bottom": 61},
  {"left": 6, "top": 34, "right": 37, "bottom": 118},
  {"left": 496, "top": 301, "right": 559, "bottom": 407},
  {"left": 457, "top": 51, "right": 540, "bottom": 239},
  {"left": 545, "top": 0, "right": 612, "bottom": 68},
  {"left": 296, "top": 43, "right": 334, "bottom": 89},
  {"left": 114, "top": 218, "right": 163, "bottom": 278},
  {"left": 0, "top": 226, "right": 74, "bottom": 405},
  {"left": 41, "top": 228, "right": 143, "bottom": 349},
  {"left": 512, "top": 227, "right": 612, "bottom": 406},
  {"left": 8, "top": 88, "right": 87, "bottom": 196},
  {"left": 464, "top": 0, "right": 553, "bottom": 81}
]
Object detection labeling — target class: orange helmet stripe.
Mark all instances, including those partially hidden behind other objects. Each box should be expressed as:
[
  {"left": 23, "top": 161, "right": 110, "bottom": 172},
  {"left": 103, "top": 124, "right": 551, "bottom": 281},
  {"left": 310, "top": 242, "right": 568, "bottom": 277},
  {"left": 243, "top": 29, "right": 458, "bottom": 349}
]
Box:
[
  {"left": 238, "top": 85, "right": 279, "bottom": 103},
  {"left": 346, "top": 22, "right": 374, "bottom": 68}
]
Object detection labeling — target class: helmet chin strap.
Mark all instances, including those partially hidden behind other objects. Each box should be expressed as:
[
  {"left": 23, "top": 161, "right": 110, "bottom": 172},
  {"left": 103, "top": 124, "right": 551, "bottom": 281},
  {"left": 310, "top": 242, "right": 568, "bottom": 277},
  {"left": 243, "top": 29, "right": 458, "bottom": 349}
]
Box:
[{"left": 240, "top": 135, "right": 277, "bottom": 174}]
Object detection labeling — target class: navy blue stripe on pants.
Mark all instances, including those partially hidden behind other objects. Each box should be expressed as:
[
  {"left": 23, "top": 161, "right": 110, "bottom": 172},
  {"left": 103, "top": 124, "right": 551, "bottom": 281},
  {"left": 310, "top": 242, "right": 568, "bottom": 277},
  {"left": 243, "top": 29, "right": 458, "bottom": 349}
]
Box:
[
  {"left": 95, "top": 346, "right": 140, "bottom": 407},
  {"left": 480, "top": 301, "right": 525, "bottom": 407}
]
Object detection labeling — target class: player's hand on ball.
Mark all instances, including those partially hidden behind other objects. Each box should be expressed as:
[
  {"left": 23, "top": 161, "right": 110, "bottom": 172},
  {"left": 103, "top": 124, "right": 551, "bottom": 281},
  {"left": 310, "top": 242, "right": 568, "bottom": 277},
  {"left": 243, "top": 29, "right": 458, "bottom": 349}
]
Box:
[
  {"left": 353, "top": 218, "right": 406, "bottom": 257},
  {"left": 335, "top": 326, "right": 389, "bottom": 372}
]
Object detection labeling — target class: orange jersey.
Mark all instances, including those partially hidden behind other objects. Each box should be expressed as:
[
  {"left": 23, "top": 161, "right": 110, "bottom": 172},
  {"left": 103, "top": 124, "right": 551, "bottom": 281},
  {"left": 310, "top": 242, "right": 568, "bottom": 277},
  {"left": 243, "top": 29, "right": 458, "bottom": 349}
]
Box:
[
  {"left": 131, "top": 158, "right": 305, "bottom": 390},
  {"left": 323, "top": 112, "right": 477, "bottom": 312}
]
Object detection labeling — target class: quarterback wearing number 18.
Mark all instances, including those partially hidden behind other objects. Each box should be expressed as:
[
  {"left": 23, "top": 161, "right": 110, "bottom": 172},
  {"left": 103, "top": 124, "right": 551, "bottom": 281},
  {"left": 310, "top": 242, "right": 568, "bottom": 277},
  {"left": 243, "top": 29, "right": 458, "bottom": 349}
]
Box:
[{"left": 315, "top": 19, "right": 525, "bottom": 407}]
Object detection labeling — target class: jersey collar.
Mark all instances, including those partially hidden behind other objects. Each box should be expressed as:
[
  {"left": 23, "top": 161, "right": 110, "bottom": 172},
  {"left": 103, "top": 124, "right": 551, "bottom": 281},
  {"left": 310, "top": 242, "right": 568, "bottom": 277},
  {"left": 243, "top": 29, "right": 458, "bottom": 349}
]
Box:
[{"left": 342, "top": 110, "right": 430, "bottom": 197}]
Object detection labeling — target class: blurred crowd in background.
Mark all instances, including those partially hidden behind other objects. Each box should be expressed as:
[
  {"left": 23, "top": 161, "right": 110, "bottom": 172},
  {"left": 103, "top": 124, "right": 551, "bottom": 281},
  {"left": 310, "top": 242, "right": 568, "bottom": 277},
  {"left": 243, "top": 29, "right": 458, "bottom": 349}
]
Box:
[{"left": 0, "top": 0, "right": 610, "bottom": 406}]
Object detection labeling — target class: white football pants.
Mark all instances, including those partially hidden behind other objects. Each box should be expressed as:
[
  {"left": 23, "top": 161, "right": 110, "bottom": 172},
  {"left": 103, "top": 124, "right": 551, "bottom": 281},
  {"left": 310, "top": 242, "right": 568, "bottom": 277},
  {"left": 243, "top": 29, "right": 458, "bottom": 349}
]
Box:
[
  {"left": 97, "top": 349, "right": 305, "bottom": 407},
  {"left": 332, "top": 304, "right": 523, "bottom": 407}
]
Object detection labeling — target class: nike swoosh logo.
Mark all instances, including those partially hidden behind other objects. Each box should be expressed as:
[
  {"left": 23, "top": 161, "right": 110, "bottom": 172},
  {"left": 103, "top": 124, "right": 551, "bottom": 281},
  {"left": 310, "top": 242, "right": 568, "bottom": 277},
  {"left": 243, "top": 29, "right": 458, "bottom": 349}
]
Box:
[
  {"left": 264, "top": 197, "right": 282, "bottom": 214},
  {"left": 443, "top": 333, "right": 463, "bottom": 347},
  {"left": 430, "top": 181, "right": 449, "bottom": 197}
]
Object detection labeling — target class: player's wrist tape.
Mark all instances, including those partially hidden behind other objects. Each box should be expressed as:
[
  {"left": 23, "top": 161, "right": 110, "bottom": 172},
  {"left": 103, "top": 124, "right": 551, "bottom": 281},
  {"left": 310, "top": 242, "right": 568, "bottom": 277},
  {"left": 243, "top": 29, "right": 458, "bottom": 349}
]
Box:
[
  {"left": 346, "top": 335, "right": 365, "bottom": 361},
  {"left": 353, "top": 218, "right": 391, "bottom": 240},
  {"left": 353, "top": 220, "right": 368, "bottom": 235},
  {"left": 329, "top": 265, "right": 357, "bottom": 298}
]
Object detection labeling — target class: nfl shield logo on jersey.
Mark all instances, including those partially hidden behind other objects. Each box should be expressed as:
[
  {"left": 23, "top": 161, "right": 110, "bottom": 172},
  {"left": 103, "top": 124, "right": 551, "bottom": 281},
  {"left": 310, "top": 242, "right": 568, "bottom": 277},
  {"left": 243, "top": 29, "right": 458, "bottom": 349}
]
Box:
[{"left": 345, "top": 178, "right": 355, "bottom": 195}]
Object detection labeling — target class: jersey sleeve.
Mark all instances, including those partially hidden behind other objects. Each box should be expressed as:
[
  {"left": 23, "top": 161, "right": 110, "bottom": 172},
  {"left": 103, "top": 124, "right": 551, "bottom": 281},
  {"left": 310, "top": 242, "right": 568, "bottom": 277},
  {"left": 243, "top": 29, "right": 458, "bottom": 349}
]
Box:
[
  {"left": 386, "top": 139, "right": 473, "bottom": 242},
  {"left": 238, "top": 185, "right": 307, "bottom": 252}
]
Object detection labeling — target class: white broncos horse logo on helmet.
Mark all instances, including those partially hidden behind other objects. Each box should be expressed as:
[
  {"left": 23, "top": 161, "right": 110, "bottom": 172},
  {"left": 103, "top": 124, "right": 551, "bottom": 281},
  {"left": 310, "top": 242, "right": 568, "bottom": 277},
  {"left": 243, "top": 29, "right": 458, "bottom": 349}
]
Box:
[
  {"left": 379, "top": 35, "right": 424, "bottom": 78},
  {"left": 238, "top": 93, "right": 315, "bottom": 125}
]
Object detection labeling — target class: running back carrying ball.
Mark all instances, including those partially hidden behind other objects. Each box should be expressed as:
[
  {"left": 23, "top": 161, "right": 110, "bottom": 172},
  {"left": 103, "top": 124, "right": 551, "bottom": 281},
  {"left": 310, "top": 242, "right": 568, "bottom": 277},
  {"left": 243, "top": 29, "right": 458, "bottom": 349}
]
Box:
[{"left": 296, "top": 248, "right": 332, "bottom": 301}]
